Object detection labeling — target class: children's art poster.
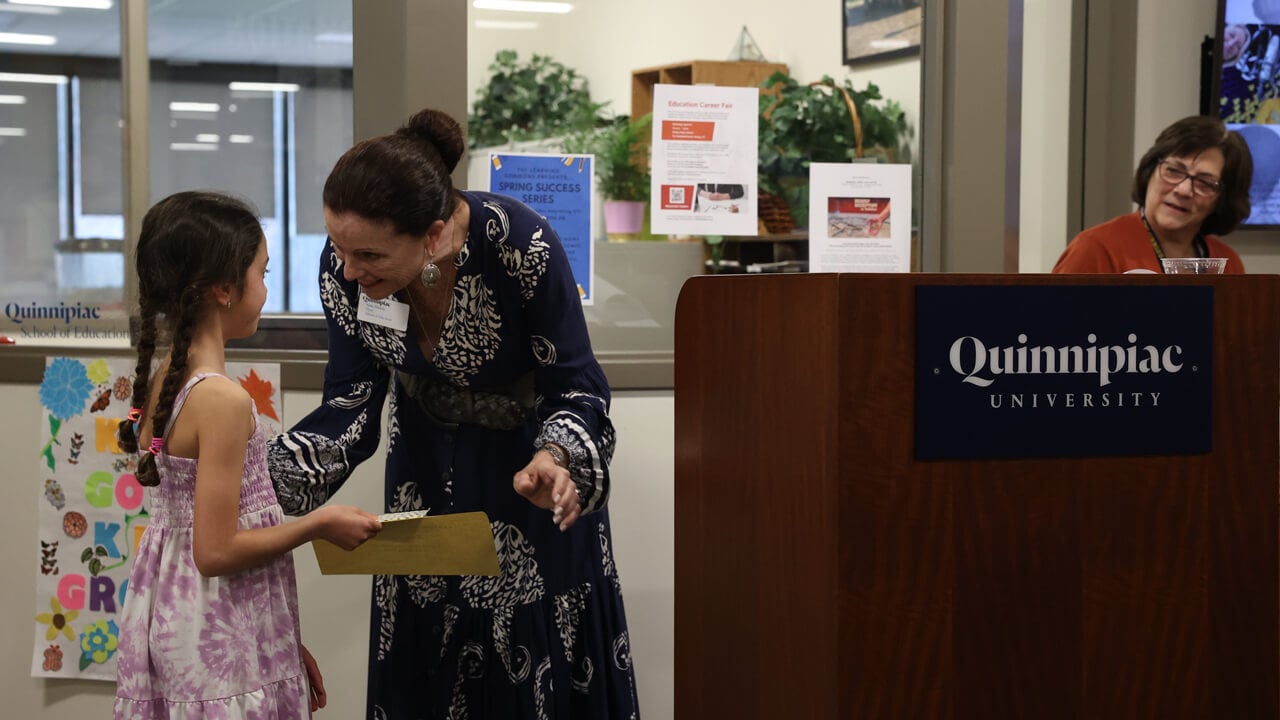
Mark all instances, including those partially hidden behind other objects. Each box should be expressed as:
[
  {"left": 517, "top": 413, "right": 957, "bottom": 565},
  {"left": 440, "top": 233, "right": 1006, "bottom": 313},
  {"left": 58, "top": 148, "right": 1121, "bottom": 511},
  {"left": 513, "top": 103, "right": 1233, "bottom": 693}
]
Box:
[{"left": 30, "top": 356, "right": 282, "bottom": 680}]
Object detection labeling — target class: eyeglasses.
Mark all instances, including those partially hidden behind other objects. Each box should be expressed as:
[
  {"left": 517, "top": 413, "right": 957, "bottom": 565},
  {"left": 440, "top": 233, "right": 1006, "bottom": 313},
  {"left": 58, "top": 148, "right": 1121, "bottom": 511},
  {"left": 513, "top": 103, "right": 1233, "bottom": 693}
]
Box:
[{"left": 1157, "top": 160, "right": 1223, "bottom": 197}]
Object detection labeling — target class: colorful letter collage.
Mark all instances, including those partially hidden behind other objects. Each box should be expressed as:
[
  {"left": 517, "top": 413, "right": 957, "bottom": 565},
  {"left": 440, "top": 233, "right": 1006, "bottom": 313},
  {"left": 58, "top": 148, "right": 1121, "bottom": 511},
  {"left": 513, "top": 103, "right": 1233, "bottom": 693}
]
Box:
[{"left": 30, "top": 356, "right": 281, "bottom": 680}]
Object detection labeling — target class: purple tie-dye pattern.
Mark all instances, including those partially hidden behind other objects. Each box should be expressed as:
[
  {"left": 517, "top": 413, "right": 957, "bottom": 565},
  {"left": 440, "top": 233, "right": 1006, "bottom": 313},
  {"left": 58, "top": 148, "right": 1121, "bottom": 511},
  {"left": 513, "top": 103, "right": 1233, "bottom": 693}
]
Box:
[{"left": 114, "top": 374, "right": 310, "bottom": 719}]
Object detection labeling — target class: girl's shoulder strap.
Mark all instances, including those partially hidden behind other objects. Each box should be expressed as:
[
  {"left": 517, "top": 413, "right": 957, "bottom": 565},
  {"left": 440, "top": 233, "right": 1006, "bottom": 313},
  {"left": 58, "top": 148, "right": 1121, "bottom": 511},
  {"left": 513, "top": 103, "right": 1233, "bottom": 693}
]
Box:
[{"left": 162, "top": 372, "right": 228, "bottom": 437}]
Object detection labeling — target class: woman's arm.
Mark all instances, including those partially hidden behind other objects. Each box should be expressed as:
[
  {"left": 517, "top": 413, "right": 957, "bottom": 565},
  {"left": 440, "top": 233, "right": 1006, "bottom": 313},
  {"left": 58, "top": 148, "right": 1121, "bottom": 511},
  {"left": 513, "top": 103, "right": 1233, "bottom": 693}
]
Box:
[
  {"left": 191, "top": 378, "right": 381, "bottom": 577},
  {"left": 511, "top": 212, "right": 617, "bottom": 520},
  {"left": 267, "top": 241, "right": 391, "bottom": 515}
]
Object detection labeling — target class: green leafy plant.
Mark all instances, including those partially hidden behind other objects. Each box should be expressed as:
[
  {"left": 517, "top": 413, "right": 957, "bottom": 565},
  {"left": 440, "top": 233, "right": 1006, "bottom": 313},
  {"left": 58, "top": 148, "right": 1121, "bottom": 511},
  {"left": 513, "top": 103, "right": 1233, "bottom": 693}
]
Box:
[
  {"left": 564, "top": 114, "right": 652, "bottom": 202},
  {"left": 758, "top": 71, "right": 911, "bottom": 227},
  {"left": 469, "top": 50, "right": 607, "bottom": 149}
]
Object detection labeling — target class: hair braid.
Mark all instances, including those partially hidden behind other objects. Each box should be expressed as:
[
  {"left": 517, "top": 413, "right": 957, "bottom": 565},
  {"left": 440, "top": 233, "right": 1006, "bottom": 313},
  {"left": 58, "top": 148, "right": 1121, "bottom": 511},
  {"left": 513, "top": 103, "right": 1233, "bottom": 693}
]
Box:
[
  {"left": 135, "top": 290, "right": 201, "bottom": 487},
  {"left": 127, "top": 190, "right": 263, "bottom": 485},
  {"left": 117, "top": 302, "right": 158, "bottom": 455}
]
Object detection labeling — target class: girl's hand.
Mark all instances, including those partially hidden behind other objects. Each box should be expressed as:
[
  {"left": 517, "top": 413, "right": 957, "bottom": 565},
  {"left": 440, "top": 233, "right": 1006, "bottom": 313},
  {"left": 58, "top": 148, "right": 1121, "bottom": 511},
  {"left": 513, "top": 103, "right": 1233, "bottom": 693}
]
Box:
[
  {"left": 312, "top": 505, "right": 382, "bottom": 550},
  {"left": 301, "top": 644, "right": 327, "bottom": 711},
  {"left": 513, "top": 449, "right": 581, "bottom": 531}
]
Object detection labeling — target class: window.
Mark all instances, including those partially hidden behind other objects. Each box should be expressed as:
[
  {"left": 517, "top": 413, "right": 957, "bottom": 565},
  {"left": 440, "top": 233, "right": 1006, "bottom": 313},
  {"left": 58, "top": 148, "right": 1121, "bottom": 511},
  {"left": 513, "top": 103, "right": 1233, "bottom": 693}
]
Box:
[
  {"left": 0, "top": 0, "right": 353, "bottom": 344},
  {"left": 148, "top": 0, "right": 352, "bottom": 313},
  {"left": 0, "top": 0, "right": 126, "bottom": 341}
]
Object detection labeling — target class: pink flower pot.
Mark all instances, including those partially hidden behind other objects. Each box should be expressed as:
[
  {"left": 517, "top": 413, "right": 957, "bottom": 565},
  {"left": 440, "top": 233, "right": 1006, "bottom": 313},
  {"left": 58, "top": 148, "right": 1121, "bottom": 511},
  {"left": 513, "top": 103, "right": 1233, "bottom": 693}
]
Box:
[{"left": 603, "top": 200, "right": 646, "bottom": 236}]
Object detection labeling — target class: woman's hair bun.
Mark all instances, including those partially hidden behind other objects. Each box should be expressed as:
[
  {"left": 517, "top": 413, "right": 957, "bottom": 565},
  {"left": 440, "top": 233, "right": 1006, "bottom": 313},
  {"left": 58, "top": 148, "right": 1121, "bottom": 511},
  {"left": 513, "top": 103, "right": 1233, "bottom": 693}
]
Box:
[{"left": 397, "top": 108, "right": 466, "bottom": 174}]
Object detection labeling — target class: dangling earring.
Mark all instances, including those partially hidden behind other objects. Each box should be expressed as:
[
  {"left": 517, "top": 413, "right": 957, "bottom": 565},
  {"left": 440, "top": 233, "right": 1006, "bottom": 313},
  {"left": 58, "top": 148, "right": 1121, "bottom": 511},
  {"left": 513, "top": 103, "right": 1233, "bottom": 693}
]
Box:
[
  {"left": 420, "top": 257, "right": 440, "bottom": 289},
  {"left": 224, "top": 300, "right": 232, "bottom": 309}
]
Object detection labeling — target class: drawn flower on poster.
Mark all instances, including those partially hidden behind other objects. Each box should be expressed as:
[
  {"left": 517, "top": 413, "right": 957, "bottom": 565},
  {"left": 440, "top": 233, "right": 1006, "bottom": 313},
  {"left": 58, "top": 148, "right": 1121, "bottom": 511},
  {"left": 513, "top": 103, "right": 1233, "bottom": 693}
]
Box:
[
  {"left": 35, "top": 597, "right": 78, "bottom": 642},
  {"left": 38, "top": 358, "right": 93, "bottom": 472},
  {"left": 86, "top": 359, "right": 112, "bottom": 385},
  {"left": 39, "top": 358, "right": 93, "bottom": 420},
  {"left": 43, "top": 479, "right": 66, "bottom": 510},
  {"left": 112, "top": 375, "right": 132, "bottom": 401},
  {"left": 78, "top": 618, "right": 119, "bottom": 670},
  {"left": 63, "top": 511, "right": 87, "bottom": 538}
]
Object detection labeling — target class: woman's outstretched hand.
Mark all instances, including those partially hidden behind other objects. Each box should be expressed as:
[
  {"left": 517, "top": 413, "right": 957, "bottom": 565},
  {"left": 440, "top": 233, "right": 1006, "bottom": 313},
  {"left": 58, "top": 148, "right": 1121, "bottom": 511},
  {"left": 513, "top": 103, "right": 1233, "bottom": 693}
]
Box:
[{"left": 513, "top": 450, "right": 581, "bottom": 531}]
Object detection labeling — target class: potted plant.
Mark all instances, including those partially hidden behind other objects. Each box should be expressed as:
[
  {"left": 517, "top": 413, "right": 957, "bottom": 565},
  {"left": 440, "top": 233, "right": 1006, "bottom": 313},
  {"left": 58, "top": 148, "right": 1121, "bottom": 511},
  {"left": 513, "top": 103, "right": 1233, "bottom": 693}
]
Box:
[
  {"left": 564, "top": 113, "right": 653, "bottom": 237},
  {"left": 757, "top": 71, "right": 911, "bottom": 230},
  {"left": 469, "top": 50, "right": 606, "bottom": 149}
]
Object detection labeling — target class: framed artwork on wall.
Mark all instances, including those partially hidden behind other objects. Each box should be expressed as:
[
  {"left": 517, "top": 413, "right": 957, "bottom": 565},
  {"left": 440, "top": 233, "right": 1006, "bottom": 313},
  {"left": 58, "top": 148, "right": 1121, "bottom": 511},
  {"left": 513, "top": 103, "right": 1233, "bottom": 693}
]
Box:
[
  {"left": 1211, "top": 0, "right": 1280, "bottom": 227},
  {"left": 843, "top": 0, "right": 923, "bottom": 66}
]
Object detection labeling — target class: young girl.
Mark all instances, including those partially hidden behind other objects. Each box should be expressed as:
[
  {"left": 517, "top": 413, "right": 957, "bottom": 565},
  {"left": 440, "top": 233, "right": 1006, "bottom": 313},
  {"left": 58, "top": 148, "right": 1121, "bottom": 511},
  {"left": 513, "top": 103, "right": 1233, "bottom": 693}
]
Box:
[{"left": 113, "top": 191, "right": 383, "bottom": 719}]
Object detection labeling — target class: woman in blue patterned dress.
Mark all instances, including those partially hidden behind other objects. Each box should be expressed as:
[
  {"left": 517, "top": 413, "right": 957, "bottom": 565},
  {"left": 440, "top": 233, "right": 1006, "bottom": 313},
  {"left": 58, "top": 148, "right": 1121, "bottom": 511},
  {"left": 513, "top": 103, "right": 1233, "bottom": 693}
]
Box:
[{"left": 267, "top": 108, "right": 640, "bottom": 719}]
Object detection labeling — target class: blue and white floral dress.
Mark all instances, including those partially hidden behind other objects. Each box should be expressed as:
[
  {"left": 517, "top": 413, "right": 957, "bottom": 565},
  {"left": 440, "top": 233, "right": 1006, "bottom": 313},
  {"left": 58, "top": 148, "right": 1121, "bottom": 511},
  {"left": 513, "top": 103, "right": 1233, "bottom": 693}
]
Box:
[{"left": 268, "top": 191, "right": 640, "bottom": 719}]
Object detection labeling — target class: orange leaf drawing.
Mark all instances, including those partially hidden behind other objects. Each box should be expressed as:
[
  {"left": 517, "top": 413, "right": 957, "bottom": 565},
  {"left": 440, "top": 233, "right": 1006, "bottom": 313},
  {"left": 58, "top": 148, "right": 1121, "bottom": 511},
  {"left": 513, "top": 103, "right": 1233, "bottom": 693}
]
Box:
[{"left": 238, "top": 369, "right": 279, "bottom": 421}]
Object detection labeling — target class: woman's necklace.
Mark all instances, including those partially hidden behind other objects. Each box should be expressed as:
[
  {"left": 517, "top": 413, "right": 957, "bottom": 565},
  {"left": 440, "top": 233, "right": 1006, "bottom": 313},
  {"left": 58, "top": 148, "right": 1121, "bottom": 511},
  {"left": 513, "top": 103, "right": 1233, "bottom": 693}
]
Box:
[
  {"left": 1139, "top": 206, "right": 1208, "bottom": 267},
  {"left": 407, "top": 281, "right": 448, "bottom": 352},
  {"left": 410, "top": 295, "right": 436, "bottom": 347},
  {"left": 409, "top": 203, "right": 468, "bottom": 353}
]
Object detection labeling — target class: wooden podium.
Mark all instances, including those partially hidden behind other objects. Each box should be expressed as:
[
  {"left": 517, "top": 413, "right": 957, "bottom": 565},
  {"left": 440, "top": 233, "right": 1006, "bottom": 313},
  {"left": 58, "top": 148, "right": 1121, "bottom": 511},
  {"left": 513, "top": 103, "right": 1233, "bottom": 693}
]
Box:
[{"left": 674, "top": 273, "right": 1280, "bottom": 718}]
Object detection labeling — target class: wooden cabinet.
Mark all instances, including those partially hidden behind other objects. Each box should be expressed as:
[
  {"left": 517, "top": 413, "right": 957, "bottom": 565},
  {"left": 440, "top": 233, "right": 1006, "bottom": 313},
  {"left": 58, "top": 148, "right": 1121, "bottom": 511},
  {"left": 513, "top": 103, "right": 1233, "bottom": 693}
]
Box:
[{"left": 630, "top": 60, "right": 788, "bottom": 121}]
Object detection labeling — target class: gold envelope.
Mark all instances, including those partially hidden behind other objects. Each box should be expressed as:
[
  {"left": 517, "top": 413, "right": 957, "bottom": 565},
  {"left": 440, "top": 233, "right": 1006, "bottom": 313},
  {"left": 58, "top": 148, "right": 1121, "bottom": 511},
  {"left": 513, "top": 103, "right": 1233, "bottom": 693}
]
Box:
[{"left": 311, "top": 510, "right": 500, "bottom": 576}]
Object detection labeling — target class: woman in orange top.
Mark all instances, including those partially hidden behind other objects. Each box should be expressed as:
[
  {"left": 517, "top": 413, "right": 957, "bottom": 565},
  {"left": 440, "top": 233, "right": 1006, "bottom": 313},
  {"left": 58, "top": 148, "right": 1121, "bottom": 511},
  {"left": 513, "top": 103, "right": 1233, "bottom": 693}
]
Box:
[{"left": 1053, "top": 116, "right": 1253, "bottom": 274}]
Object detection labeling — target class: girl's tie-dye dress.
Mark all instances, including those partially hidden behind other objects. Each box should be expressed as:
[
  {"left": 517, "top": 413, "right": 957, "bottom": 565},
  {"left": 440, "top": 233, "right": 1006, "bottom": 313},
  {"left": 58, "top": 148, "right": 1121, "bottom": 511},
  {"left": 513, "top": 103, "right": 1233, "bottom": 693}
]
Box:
[{"left": 115, "top": 372, "right": 310, "bottom": 719}]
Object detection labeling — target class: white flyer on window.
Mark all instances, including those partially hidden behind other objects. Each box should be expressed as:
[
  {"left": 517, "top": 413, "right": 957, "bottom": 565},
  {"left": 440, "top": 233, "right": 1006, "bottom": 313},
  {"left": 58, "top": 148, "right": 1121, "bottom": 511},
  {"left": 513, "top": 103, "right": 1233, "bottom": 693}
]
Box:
[
  {"left": 808, "top": 162, "right": 912, "bottom": 273},
  {"left": 650, "top": 84, "right": 759, "bottom": 236}
]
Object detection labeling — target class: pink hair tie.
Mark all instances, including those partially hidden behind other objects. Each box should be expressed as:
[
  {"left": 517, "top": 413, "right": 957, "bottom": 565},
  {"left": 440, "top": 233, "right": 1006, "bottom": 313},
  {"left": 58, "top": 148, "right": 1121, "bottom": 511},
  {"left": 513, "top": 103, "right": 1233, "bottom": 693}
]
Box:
[
  {"left": 147, "top": 437, "right": 165, "bottom": 456},
  {"left": 127, "top": 407, "right": 143, "bottom": 423}
]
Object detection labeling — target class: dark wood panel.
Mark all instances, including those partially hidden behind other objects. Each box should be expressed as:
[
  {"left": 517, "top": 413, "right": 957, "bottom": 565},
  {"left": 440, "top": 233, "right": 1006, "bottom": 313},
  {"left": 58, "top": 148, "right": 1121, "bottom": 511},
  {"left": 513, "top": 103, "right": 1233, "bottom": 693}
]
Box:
[
  {"left": 675, "top": 273, "right": 1279, "bottom": 719},
  {"left": 953, "top": 470, "right": 1081, "bottom": 720},
  {"left": 1207, "top": 276, "right": 1280, "bottom": 716},
  {"left": 1080, "top": 465, "right": 1208, "bottom": 718},
  {"left": 839, "top": 276, "right": 955, "bottom": 719},
  {"left": 674, "top": 274, "right": 841, "bottom": 718}
]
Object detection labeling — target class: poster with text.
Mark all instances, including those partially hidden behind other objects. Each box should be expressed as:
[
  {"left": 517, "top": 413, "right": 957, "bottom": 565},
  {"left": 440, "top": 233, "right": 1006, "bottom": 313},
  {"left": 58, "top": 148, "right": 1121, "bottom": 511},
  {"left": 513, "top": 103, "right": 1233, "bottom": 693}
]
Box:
[
  {"left": 489, "top": 152, "right": 595, "bottom": 304},
  {"left": 808, "top": 162, "right": 913, "bottom": 272},
  {"left": 30, "top": 357, "right": 282, "bottom": 680},
  {"left": 650, "top": 84, "right": 759, "bottom": 236}
]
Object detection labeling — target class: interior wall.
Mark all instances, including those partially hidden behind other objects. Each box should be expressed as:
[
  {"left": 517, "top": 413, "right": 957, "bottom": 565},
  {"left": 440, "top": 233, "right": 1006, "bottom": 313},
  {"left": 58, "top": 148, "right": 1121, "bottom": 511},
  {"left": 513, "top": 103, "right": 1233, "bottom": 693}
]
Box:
[
  {"left": 1132, "top": 0, "right": 1214, "bottom": 170},
  {"left": 1020, "top": 0, "right": 1074, "bottom": 272},
  {"left": 0, "top": 383, "right": 676, "bottom": 720}
]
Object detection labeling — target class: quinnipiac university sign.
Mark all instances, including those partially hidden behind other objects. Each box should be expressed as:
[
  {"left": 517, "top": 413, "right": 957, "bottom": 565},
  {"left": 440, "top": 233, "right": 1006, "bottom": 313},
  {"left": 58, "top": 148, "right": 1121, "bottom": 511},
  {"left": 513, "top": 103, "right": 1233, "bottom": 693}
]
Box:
[{"left": 915, "top": 285, "right": 1213, "bottom": 460}]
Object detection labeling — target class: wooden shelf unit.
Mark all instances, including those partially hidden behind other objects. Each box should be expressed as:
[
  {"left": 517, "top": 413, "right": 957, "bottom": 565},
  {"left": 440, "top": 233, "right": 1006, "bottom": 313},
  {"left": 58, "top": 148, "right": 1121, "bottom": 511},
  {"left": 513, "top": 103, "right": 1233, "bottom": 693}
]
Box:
[{"left": 630, "top": 60, "right": 789, "bottom": 122}]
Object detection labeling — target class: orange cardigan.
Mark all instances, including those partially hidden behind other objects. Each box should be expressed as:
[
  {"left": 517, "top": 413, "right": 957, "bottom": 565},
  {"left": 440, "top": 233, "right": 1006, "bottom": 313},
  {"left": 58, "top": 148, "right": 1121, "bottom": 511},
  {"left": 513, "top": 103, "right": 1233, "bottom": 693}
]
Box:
[{"left": 1052, "top": 212, "right": 1245, "bottom": 274}]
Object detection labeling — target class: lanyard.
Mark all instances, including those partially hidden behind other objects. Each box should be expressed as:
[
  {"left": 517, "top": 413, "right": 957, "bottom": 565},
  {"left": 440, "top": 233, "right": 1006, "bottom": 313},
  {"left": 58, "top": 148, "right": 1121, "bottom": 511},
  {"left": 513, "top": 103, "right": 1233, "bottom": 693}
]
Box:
[{"left": 1139, "top": 207, "right": 1208, "bottom": 270}]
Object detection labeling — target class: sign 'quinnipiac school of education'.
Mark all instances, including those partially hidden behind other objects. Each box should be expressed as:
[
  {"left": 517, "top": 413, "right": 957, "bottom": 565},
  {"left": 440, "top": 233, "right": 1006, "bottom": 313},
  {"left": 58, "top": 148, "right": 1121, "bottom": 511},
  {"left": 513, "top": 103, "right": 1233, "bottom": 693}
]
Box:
[{"left": 915, "top": 285, "right": 1214, "bottom": 460}]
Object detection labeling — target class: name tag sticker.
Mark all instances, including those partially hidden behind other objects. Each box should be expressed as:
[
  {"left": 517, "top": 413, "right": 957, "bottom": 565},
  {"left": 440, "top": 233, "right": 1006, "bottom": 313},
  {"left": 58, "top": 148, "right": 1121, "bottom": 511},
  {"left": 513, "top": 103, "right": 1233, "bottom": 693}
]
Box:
[{"left": 357, "top": 292, "right": 410, "bottom": 331}]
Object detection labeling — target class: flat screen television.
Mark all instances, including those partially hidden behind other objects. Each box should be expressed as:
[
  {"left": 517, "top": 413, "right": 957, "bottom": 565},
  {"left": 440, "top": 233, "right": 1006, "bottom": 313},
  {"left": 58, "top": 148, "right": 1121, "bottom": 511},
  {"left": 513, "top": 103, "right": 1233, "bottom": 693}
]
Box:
[{"left": 1214, "top": 0, "right": 1280, "bottom": 227}]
